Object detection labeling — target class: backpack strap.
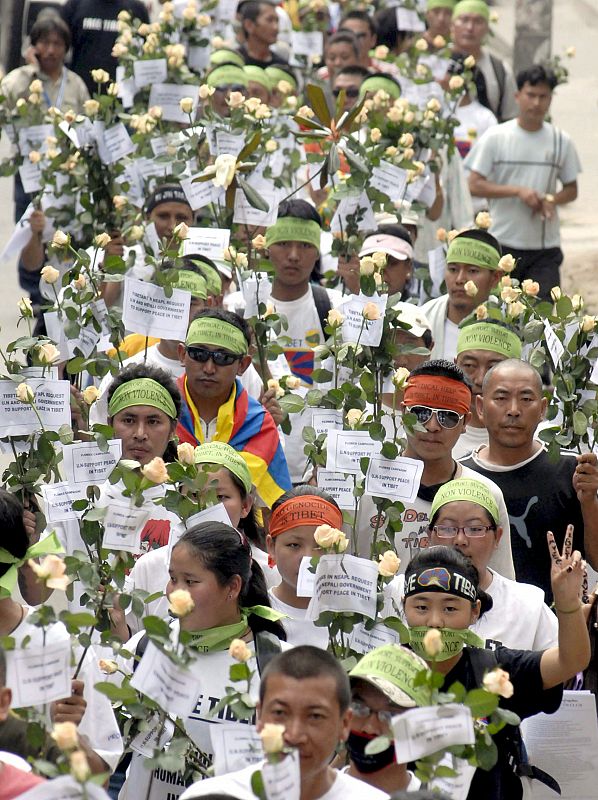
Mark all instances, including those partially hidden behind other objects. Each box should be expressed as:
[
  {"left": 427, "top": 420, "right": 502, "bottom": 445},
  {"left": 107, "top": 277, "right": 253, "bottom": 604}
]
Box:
[
  {"left": 489, "top": 54, "right": 507, "bottom": 120},
  {"left": 311, "top": 284, "right": 333, "bottom": 335}
]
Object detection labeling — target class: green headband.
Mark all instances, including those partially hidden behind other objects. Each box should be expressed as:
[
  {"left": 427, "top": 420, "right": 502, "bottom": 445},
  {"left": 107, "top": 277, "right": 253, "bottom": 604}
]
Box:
[
  {"left": 430, "top": 478, "right": 499, "bottom": 524},
  {"left": 189, "top": 260, "right": 223, "bottom": 296},
  {"left": 427, "top": 0, "right": 455, "bottom": 9},
  {"left": 0, "top": 531, "right": 63, "bottom": 599},
  {"left": 185, "top": 317, "right": 248, "bottom": 354},
  {"left": 209, "top": 49, "right": 246, "bottom": 68},
  {"left": 206, "top": 64, "right": 249, "bottom": 89},
  {"left": 349, "top": 644, "right": 428, "bottom": 707},
  {"left": 108, "top": 378, "right": 178, "bottom": 419},
  {"left": 453, "top": 0, "right": 490, "bottom": 20},
  {"left": 174, "top": 270, "right": 208, "bottom": 300},
  {"left": 265, "top": 218, "right": 321, "bottom": 251},
  {"left": 244, "top": 65, "right": 273, "bottom": 91},
  {"left": 265, "top": 67, "right": 298, "bottom": 90},
  {"left": 456, "top": 322, "right": 521, "bottom": 358},
  {"left": 194, "top": 442, "right": 253, "bottom": 495},
  {"left": 446, "top": 235, "right": 500, "bottom": 270},
  {"left": 360, "top": 76, "right": 402, "bottom": 100}
]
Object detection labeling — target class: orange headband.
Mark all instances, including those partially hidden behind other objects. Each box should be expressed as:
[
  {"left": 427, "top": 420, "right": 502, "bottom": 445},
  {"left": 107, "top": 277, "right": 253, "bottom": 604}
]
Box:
[
  {"left": 403, "top": 375, "right": 471, "bottom": 416},
  {"left": 269, "top": 496, "right": 343, "bottom": 538}
]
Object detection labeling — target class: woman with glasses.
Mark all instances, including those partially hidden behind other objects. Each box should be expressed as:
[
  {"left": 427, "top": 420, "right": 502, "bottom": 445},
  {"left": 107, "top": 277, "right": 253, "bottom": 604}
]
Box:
[
  {"left": 427, "top": 479, "right": 558, "bottom": 650},
  {"left": 401, "top": 531, "right": 590, "bottom": 799},
  {"left": 354, "top": 361, "right": 514, "bottom": 582}
]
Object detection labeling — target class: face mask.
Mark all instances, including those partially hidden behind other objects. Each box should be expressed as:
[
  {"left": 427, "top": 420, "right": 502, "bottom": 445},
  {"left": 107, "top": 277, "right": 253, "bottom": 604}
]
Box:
[
  {"left": 408, "top": 626, "right": 484, "bottom": 662},
  {"left": 345, "top": 730, "right": 396, "bottom": 774}
]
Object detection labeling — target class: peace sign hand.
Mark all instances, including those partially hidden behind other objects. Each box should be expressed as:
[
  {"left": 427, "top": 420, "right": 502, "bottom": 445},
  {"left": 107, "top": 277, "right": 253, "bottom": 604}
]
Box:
[{"left": 547, "top": 526, "right": 584, "bottom": 611}]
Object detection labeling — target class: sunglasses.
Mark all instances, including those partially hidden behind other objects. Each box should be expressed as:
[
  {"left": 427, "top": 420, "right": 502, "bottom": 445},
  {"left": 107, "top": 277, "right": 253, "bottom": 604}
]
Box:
[
  {"left": 186, "top": 346, "right": 241, "bottom": 367},
  {"left": 214, "top": 84, "right": 247, "bottom": 94},
  {"left": 332, "top": 87, "right": 360, "bottom": 98},
  {"left": 406, "top": 405, "right": 464, "bottom": 430},
  {"left": 433, "top": 525, "right": 496, "bottom": 539}
]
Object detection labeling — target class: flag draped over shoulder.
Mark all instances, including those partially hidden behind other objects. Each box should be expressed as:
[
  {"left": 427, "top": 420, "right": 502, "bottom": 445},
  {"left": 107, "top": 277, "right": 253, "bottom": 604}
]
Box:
[{"left": 177, "top": 376, "right": 291, "bottom": 507}]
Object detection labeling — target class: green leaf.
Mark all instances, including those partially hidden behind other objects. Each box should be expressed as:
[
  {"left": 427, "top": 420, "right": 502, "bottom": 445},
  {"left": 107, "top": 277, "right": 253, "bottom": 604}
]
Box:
[
  {"left": 94, "top": 681, "right": 139, "bottom": 704},
  {"left": 464, "top": 688, "right": 499, "bottom": 718},
  {"left": 251, "top": 770, "right": 266, "bottom": 800},
  {"left": 279, "top": 393, "right": 305, "bottom": 414},
  {"left": 364, "top": 735, "right": 392, "bottom": 755},
  {"left": 573, "top": 410, "right": 588, "bottom": 436},
  {"left": 229, "top": 662, "right": 251, "bottom": 682},
  {"left": 237, "top": 177, "right": 270, "bottom": 212},
  {"left": 237, "top": 131, "right": 262, "bottom": 161},
  {"left": 305, "top": 83, "right": 332, "bottom": 126}
]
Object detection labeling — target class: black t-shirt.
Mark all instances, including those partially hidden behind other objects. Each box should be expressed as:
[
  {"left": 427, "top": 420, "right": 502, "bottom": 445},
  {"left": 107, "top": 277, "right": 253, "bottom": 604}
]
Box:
[
  {"left": 445, "top": 647, "right": 563, "bottom": 800},
  {"left": 237, "top": 45, "right": 288, "bottom": 69},
  {"left": 61, "top": 0, "right": 150, "bottom": 93},
  {"left": 462, "top": 450, "right": 583, "bottom": 602}
]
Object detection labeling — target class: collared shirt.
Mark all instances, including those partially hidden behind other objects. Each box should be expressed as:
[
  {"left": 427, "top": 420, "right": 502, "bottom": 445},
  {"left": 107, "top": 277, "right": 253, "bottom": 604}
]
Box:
[{"left": 0, "top": 64, "right": 89, "bottom": 113}]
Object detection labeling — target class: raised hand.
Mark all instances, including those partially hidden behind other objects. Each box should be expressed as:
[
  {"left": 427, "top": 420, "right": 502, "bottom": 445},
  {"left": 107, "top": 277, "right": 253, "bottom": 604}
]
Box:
[{"left": 547, "top": 526, "right": 584, "bottom": 612}]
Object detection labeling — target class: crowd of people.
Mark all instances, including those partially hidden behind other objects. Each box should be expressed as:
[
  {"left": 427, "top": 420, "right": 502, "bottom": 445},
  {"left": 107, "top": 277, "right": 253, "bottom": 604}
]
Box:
[{"left": 0, "top": 0, "right": 596, "bottom": 799}]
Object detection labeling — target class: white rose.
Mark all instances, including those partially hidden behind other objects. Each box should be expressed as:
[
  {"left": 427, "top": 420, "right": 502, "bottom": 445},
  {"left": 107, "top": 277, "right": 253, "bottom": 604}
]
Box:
[
  {"left": 363, "top": 301, "right": 381, "bottom": 321},
  {"left": 448, "top": 75, "right": 464, "bottom": 91},
  {"left": 423, "top": 628, "right": 442, "bottom": 657},
  {"left": 507, "top": 300, "right": 525, "bottom": 318},
  {"left": 198, "top": 84, "right": 215, "bottom": 100},
  {"left": 521, "top": 279, "right": 540, "bottom": 297},
  {"left": 370, "top": 127, "right": 382, "bottom": 143},
  {"left": 500, "top": 286, "right": 522, "bottom": 304},
  {"left": 28, "top": 555, "right": 69, "bottom": 590},
  {"left": 378, "top": 550, "right": 401, "bottom": 577},
  {"left": 73, "top": 274, "right": 87, "bottom": 291},
  {"left": 464, "top": 280, "right": 478, "bottom": 297},
  {"left": 228, "top": 638, "right": 252, "bottom": 662},
  {"left": 173, "top": 222, "right": 189, "bottom": 240},
  {"left": 285, "top": 375, "right": 301, "bottom": 390},
  {"left": 314, "top": 524, "right": 341, "bottom": 549},
  {"left": 475, "top": 211, "right": 492, "bottom": 229},
  {"left": 227, "top": 91, "right": 245, "bottom": 109},
  {"left": 326, "top": 308, "right": 345, "bottom": 327},
  {"left": 177, "top": 442, "right": 196, "bottom": 465},
  {"left": 98, "top": 658, "right": 119, "bottom": 674},
  {"left": 359, "top": 256, "right": 376, "bottom": 276},
  {"left": 52, "top": 230, "right": 70, "bottom": 248},
  {"left": 392, "top": 366, "right": 410, "bottom": 390},
  {"left": 267, "top": 378, "right": 285, "bottom": 399},
  {"left": 298, "top": 105, "right": 315, "bottom": 119},
  {"left": 464, "top": 55, "right": 476, "bottom": 68},
  {"left": 572, "top": 294, "right": 584, "bottom": 311},
  {"left": 168, "top": 588, "right": 195, "bottom": 617},
  {"left": 41, "top": 265, "right": 60, "bottom": 284},
  {"left": 346, "top": 408, "right": 363, "bottom": 428},
  {"left": 212, "top": 154, "right": 238, "bottom": 189},
  {"left": 17, "top": 297, "right": 34, "bottom": 317},
  {"left": 82, "top": 386, "right": 99, "bottom": 405},
  {"left": 252, "top": 234, "right": 267, "bottom": 250},
  {"left": 51, "top": 721, "right": 79, "bottom": 750},
  {"left": 91, "top": 68, "right": 110, "bottom": 83},
  {"left": 128, "top": 225, "right": 144, "bottom": 242},
  {"left": 83, "top": 99, "right": 100, "bottom": 116},
  {"left": 415, "top": 38, "right": 428, "bottom": 51},
  {"left": 16, "top": 383, "right": 34, "bottom": 403},
  {"left": 29, "top": 79, "right": 43, "bottom": 94},
  {"left": 36, "top": 343, "right": 61, "bottom": 365},
  {"left": 94, "top": 232, "right": 112, "bottom": 248},
  {"left": 475, "top": 304, "right": 489, "bottom": 320},
  {"left": 259, "top": 723, "right": 285, "bottom": 754},
  {"left": 581, "top": 315, "right": 596, "bottom": 333},
  {"left": 179, "top": 96, "right": 195, "bottom": 114},
  {"left": 70, "top": 750, "right": 91, "bottom": 782},
  {"left": 498, "top": 253, "right": 516, "bottom": 273},
  {"left": 433, "top": 35, "right": 446, "bottom": 48},
  {"left": 482, "top": 667, "right": 514, "bottom": 698},
  {"left": 265, "top": 139, "right": 278, "bottom": 153},
  {"left": 141, "top": 456, "right": 169, "bottom": 484},
  {"left": 112, "top": 195, "right": 127, "bottom": 210},
  {"left": 28, "top": 150, "right": 42, "bottom": 164}
]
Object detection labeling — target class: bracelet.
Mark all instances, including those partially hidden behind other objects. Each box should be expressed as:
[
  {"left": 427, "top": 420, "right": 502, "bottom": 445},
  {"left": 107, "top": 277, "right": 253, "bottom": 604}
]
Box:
[{"left": 554, "top": 603, "right": 583, "bottom": 614}]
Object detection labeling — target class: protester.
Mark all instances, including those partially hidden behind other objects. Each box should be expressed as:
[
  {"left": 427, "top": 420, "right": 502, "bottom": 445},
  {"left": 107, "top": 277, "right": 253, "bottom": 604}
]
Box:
[
  {"left": 176, "top": 309, "right": 291, "bottom": 505},
  {"left": 318, "top": 32, "right": 362, "bottom": 84},
  {"left": 119, "top": 522, "right": 287, "bottom": 800},
  {"left": 462, "top": 359, "right": 598, "bottom": 600},
  {"left": 180, "top": 645, "right": 388, "bottom": 800},
  {"left": 421, "top": 228, "right": 503, "bottom": 360},
  {"left": 424, "top": 0, "right": 455, "bottom": 45},
  {"left": 237, "top": 1, "right": 289, "bottom": 68},
  {"left": 339, "top": 10, "right": 402, "bottom": 79},
  {"left": 467, "top": 65, "right": 581, "bottom": 299},
  {"left": 402, "top": 541, "right": 590, "bottom": 798},
  {"left": 206, "top": 63, "right": 250, "bottom": 117}
]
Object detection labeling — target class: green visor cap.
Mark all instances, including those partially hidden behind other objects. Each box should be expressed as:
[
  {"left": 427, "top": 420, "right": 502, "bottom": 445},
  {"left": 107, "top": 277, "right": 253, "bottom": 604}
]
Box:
[
  {"left": 456, "top": 322, "right": 521, "bottom": 358},
  {"left": 427, "top": 0, "right": 456, "bottom": 9},
  {"left": 452, "top": 0, "right": 490, "bottom": 20},
  {"left": 186, "top": 258, "right": 223, "bottom": 296},
  {"left": 244, "top": 65, "right": 273, "bottom": 91},
  {"left": 209, "top": 49, "right": 246, "bottom": 68},
  {"left": 194, "top": 441, "right": 253, "bottom": 495},
  {"left": 350, "top": 644, "right": 429, "bottom": 708},
  {"left": 185, "top": 316, "right": 248, "bottom": 355},
  {"left": 265, "top": 217, "right": 321, "bottom": 251},
  {"left": 430, "top": 477, "right": 499, "bottom": 524},
  {"left": 265, "top": 66, "right": 298, "bottom": 90},
  {"left": 446, "top": 234, "right": 501, "bottom": 270},
  {"left": 359, "top": 75, "right": 402, "bottom": 100},
  {"left": 174, "top": 270, "right": 208, "bottom": 300},
  {"left": 206, "top": 64, "right": 249, "bottom": 89}
]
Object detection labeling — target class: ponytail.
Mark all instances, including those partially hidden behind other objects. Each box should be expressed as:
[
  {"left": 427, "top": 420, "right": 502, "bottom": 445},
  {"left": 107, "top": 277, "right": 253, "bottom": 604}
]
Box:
[{"left": 244, "top": 560, "right": 286, "bottom": 640}]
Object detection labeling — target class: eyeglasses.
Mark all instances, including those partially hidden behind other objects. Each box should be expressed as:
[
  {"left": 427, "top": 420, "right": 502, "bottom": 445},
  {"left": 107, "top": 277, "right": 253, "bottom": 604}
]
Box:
[
  {"left": 185, "top": 346, "right": 241, "bottom": 366},
  {"left": 332, "top": 87, "right": 360, "bottom": 98},
  {"left": 350, "top": 700, "right": 398, "bottom": 725},
  {"left": 433, "top": 525, "right": 496, "bottom": 539},
  {"left": 406, "top": 405, "right": 464, "bottom": 430},
  {"left": 214, "top": 84, "right": 247, "bottom": 94}
]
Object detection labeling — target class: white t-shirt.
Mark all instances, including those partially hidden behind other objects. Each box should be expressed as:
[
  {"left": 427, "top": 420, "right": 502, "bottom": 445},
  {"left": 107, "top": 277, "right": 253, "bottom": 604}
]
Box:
[
  {"left": 180, "top": 762, "right": 389, "bottom": 800},
  {"left": 465, "top": 119, "right": 582, "bottom": 248},
  {"left": 453, "top": 424, "right": 489, "bottom": 461},
  {"left": 454, "top": 100, "right": 498, "bottom": 161},
  {"left": 443, "top": 316, "right": 459, "bottom": 362},
  {"left": 5, "top": 609, "right": 123, "bottom": 772},
  {"left": 268, "top": 590, "right": 329, "bottom": 648}
]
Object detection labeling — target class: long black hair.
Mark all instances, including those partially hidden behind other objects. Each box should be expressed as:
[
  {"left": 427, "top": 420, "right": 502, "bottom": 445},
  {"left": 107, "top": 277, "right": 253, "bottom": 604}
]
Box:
[
  {"left": 0, "top": 490, "right": 29, "bottom": 579},
  {"left": 404, "top": 546, "right": 493, "bottom": 616},
  {"left": 175, "top": 522, "right": 286, "bottom": 640}
]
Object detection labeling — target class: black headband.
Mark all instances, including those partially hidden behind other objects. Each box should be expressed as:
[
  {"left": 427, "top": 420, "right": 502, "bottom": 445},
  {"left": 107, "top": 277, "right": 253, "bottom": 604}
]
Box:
[
  {"left": 145, "top": 184, "right": 191, "bottom": 215},
  {"left": 404, "top": 567, "right": 477, "bottom": 602}
]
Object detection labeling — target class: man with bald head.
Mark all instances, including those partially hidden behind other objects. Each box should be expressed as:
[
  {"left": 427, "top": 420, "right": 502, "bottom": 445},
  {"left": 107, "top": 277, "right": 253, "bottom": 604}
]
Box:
[{"left": 462, "top": 358, "right": 598, "bottom": 600}]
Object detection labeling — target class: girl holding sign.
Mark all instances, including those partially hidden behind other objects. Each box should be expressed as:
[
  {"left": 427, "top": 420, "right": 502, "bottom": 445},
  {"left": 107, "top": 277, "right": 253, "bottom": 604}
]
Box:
[
  {"left": 119, "top": 521, "right": 286, "bottom": 800},
  {"left": 401, "top": 478, "right": 591, "bottom": 800}
]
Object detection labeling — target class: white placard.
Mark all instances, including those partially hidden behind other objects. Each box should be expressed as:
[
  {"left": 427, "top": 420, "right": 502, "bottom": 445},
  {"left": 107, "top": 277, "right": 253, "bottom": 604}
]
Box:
[
  {"left": 307, "top": 554, "right": 379, "bottom": 620},
  {"left": 242, "top": 273, "right": 272, "bottom": 318},
  {"left": 98, "top": 123, "right": 136, "bottom": 165},
  {"left": 396, "top": 7, "right": 426, "bottom": 31},
  {"left": 148, "top": 83, "right": 200, "bottom": 123},
  {"left": 17, "top": 124, "right": 53, "bottom": 154},
  {"left": 428, "top": 755, "right": 476, "bottom": 800},
  {"left": 365, "top": 455, "right": 423, "bottom": 502},
  {"left": 262, "top": 748, "right": 301, "bottom": 800},
  {"left": 61, "top": 439, "right": 122, "bottom": 486},
  {"left": 180, "top": 173, "right": 216, "bottom": 211},
  {"left": 1, "top": 219, "right": 38, "bottom": 263},
  {"left": 134, "top": 58, "right": 168, "bottom": 88},
  {"left": 543, "top": 320, "right": 565, "bottom": 368},
  {"left": 370, "top": 161, "right": 408, "bottom": 202},
  {"left": 102, "top": 503, "right": 150, "bottom": 554},
  {"left": 290, "top": 30, "right": 324, "bottom": 56},
  {"left": 116, "top": 65, "right": 136, "bottom": 109},
  {"left": 317, "top": 469, "right": 355, "bottom": 509},
  {"left": 5, "top": 641, "right": 71, "bottom": 707},
  {"left": 392, "top": 704, "right": 475, "bottom": 762},
  {"left": 0, "top": 379, "right": 71, "bottom": 436},
  {"left": 122, "top": 276, "right": 191, "bottom": 340},
  {"left": 129, "top": 714, "right": 175, "bottom": 756},
  {"left": 311, "top": 409, "right": 343, "bottom": 438},
  {"left": 522, "top": 691, "right": 598, "bottom": 799},
  {"left": 130, "top": 640, "right": 201, "bottom": 719},
  {"left": 428, "top": 245, "right": 446, "bottom": 294},
  {"left": 19, "top": 775, "right": 111, "bottom": 800},
  {"left": 183, "top": 227, "right": 231, "bottom": 260},
  {"left": 349, "top": 621, "right": 403, "bottom": 654},
  {"left": 210, "top": 723, "right": 263, "bottom": 776},
  {"left": 296, "top": 556, "right": 316, "bottom": 598},
  {"left": 233, "top": 188, "right": 279, "bottom": 227},
  {"left": 215, "top": 130, "right": 245, "bottom": 157},
  {"left": 41, "top": 482, "right": 83, "bottom": 523},
  {"left": 188, "top": 45, "right": 210, "bottom": 71},
  {"left": 182, "top": 502, "right": 233, "bottom": 533},
  {"left": 18, "top": 161, "right": 42, "bottom": 193},
  {"left": 330, "top": 192, "right": 377, "bottom": 234},
  {"left": 325, "top": 429, "right": 377, "bottom": 475},
  {"left": 339, "top": 293, "right": 388, "bottom": 347}
]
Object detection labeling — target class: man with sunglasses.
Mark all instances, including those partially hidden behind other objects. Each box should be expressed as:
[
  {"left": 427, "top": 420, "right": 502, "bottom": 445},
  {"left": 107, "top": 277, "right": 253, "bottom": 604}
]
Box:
[
  {"left": 331, "top": 66, "right": 372, "bottom": 112},
  {"left": 177, "top": 308, "right": 291, "bottom": 507},
  {"left": 356, "top": 360, "right": 515, "bottom": 579},
  {"left": 205, "top": 62, "right": 250, "bottom": 117}
]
